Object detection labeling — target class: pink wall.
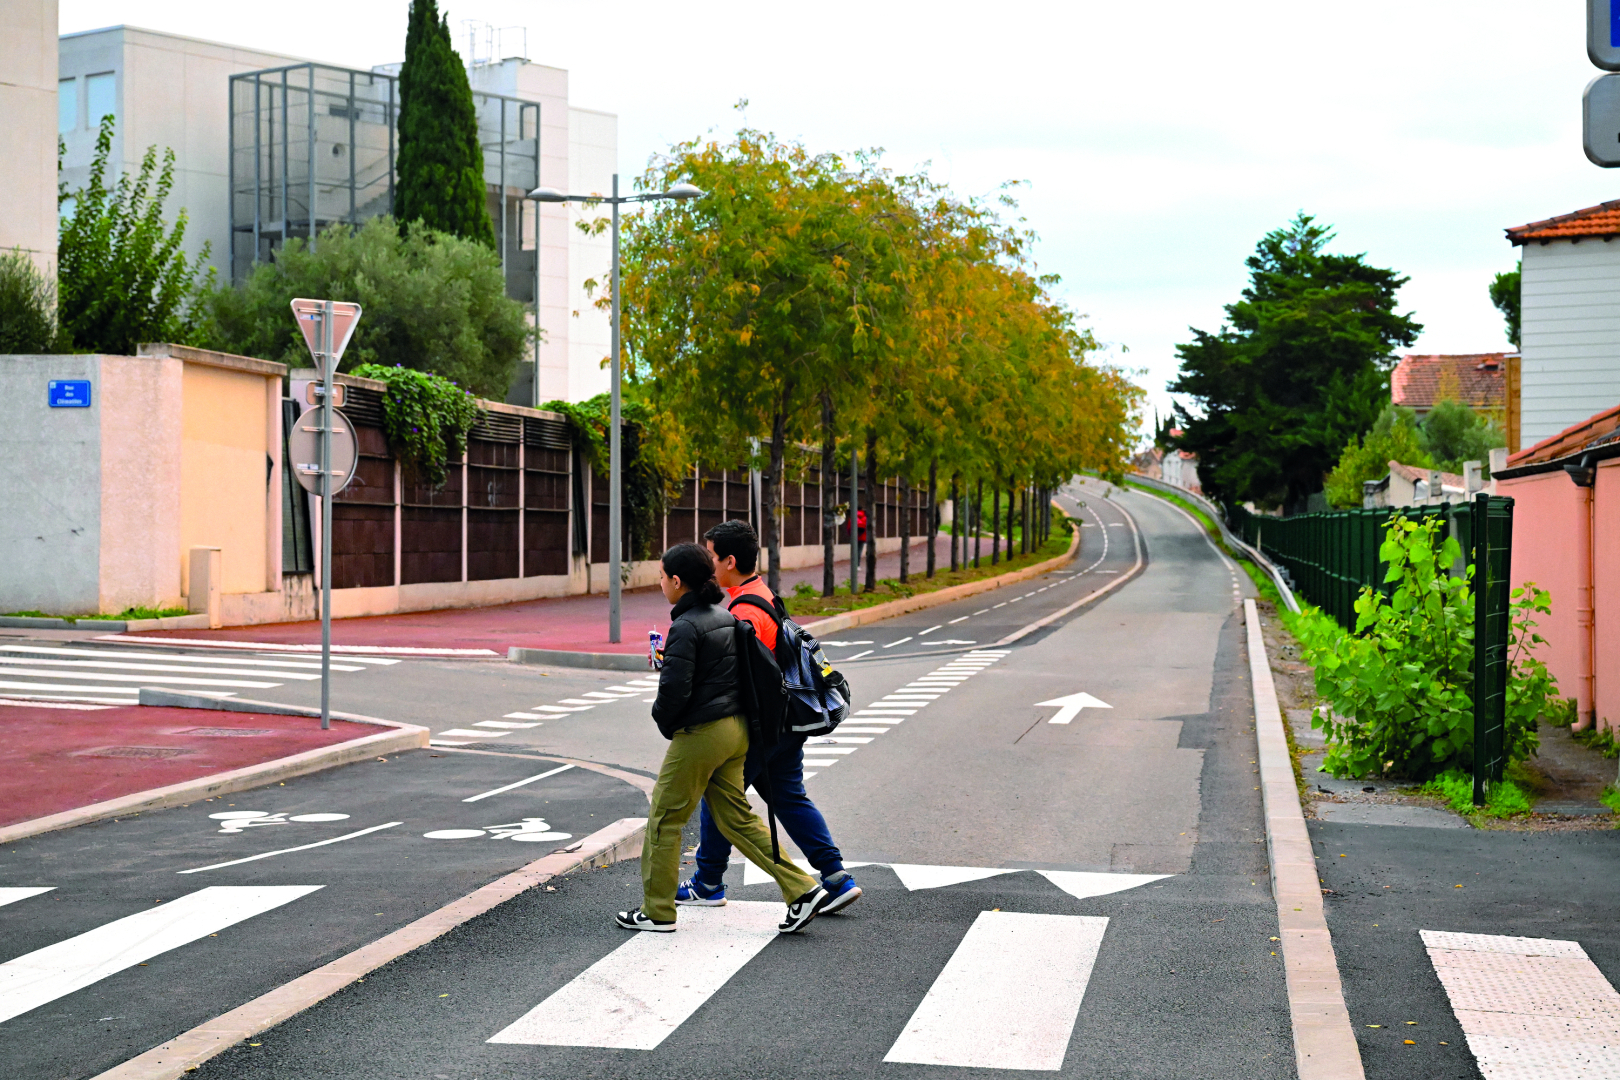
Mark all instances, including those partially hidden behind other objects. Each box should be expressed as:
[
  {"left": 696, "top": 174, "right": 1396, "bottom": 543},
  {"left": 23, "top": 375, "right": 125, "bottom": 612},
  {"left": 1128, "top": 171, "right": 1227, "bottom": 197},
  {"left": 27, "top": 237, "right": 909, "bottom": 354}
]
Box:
[
  {"left": 1595, "top": 461, "right": 1620, "bottom": 730},
  {"left": 1497, "top": 471, "right": 1592, "bottom": 723}
]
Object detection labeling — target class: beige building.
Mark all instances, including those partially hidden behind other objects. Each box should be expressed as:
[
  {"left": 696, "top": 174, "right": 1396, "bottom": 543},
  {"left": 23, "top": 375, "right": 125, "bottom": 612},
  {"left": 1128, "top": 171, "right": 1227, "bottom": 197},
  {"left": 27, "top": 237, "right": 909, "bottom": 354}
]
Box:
[
  {"left": 1, "top": 0, "right": 60, "bottom": 273},
  {"left": 57, "top": 25, "right": 617, "bottom": 404}
]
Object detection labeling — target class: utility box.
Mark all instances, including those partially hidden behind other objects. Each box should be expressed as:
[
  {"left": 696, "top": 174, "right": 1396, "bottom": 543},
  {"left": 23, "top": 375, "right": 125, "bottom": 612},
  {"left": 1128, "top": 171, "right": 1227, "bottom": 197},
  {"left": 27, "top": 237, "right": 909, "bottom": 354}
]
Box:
[{"left": 189, "top": 547, "right": 222, "bottom": 628}]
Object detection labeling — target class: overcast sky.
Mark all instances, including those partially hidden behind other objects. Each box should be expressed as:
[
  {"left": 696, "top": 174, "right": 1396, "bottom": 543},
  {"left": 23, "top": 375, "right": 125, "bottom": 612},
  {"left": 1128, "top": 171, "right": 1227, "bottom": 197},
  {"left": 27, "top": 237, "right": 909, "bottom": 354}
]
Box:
[{"left": 61, "top": 1, "right": 1615, "bottom": 434}]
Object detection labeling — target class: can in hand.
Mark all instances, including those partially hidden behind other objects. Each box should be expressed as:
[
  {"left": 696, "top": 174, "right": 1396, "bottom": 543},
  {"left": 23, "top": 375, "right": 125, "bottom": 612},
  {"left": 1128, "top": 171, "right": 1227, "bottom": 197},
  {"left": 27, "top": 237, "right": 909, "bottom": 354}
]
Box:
[{"left": 648, "top": 628, "right": 665, "bottom": 670}]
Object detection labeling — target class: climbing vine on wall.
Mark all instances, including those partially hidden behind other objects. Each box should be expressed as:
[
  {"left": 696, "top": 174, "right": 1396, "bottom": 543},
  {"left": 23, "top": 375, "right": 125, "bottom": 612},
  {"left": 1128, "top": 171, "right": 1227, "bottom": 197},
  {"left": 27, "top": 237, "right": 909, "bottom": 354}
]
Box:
[
  {"left": 542, "top": 394, "right": 671, "bottom": 560},
  {"left": 351, "top": 363, "right": 481, "bottom": 487}
]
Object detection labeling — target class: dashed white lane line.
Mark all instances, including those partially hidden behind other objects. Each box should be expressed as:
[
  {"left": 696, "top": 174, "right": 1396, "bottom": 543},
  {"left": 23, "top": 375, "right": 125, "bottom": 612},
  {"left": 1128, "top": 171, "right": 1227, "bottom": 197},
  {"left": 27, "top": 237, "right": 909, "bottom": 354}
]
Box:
[
  {"left": 917, "top": 625, "right": 942, "bottom": 635},
  {"left": 882, "top": 637, "right": 914, "bottom": 648},
  {"left": 438, "top": 728, "right": 510, "bottom": 739},
  {"left": 949, "top": 616, "right": 969, "bottom": 624},
  {"left": 847, "top": 650, "right": 873, "bottom": 661},
  {"left": 476, "top": 720, "right": 540, "bottom": 730},
  {"left": 463, "top": 763, "right": 576, "bottom": 803}
]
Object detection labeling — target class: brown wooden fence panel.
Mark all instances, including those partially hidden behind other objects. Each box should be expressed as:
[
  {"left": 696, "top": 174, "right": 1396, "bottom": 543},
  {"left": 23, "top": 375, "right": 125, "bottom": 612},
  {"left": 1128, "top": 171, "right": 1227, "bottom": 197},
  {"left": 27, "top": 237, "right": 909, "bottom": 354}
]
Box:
[{"left": 331, "top": 416, "right": 394, "bottom": 589}]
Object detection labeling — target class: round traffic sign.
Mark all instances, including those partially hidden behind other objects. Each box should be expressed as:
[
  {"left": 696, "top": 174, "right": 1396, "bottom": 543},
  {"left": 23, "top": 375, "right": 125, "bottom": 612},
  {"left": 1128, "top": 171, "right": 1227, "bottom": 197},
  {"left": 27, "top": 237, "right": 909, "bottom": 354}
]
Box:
[{"left": 287, "top": 406, "right": 360, "bottom": 496}]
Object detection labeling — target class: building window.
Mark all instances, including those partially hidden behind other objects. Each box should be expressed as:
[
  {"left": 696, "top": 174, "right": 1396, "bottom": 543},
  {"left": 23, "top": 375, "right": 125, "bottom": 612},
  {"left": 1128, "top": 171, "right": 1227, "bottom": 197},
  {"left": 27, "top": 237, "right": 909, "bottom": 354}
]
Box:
[
  {"left": 58, "top": 78, "right": 77, "bottom": 133},
  {"left": 86, "top": 72, "right": 116, "bottom": 129}
]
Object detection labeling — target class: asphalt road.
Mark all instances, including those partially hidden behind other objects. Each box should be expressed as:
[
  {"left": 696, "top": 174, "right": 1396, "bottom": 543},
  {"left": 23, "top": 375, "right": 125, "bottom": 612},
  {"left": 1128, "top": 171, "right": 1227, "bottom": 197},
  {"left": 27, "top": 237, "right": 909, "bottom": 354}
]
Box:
[
  {"left": 1313, "top": 820, "right": 1620, "bottom": 1080},
  {"left": 3, "top": 480, "right": 1299, "bottom": 1078}
]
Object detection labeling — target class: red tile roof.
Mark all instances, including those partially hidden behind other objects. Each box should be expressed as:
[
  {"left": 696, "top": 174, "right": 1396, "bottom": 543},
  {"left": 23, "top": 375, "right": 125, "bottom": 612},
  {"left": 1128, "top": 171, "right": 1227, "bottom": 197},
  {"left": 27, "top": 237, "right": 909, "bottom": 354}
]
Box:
[
  {"left": 1507, "top": 200, "right": 1620, "bottom": 244},
  {"left": 1389, "top": 353, "right": 1507, "bottom": 412},
  {"left": 1388, "top": 461, "right": 1465, "bottom": 490},
  {"left": 1507, "top": 402, "right": 1620, "bottom": 468}
]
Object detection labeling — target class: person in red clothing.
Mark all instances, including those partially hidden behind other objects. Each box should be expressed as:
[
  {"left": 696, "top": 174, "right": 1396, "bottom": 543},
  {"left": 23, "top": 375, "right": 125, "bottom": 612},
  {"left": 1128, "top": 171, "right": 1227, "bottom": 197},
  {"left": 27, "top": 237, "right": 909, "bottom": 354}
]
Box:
[{"left": 674, "top": 518, "right": 862, "bottom": 914}]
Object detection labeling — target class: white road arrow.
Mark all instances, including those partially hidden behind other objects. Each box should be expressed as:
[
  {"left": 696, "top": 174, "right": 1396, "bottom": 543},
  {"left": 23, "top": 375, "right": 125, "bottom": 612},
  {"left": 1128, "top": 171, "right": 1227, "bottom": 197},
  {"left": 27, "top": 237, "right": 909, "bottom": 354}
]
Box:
[{"left": 1036, "top": 692, "right": 1112, "bottom": 724}]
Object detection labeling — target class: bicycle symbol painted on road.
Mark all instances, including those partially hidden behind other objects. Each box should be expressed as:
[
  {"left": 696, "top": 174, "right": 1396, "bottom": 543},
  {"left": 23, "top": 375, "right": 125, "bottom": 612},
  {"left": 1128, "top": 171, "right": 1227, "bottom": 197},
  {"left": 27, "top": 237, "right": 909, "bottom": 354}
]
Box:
[
  {"left": 208, "top": 810, "right": 351, "bottom": 834},
  {"left": 421, "top": 818, "right": 573, "bottom": 842}
]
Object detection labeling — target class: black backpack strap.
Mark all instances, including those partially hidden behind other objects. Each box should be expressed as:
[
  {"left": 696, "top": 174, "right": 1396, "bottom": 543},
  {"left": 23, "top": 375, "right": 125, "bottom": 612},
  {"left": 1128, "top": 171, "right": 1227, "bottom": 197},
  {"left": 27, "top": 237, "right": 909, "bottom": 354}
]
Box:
[{"left": 729, "top": 591, "right": 783, "bottom": 629}]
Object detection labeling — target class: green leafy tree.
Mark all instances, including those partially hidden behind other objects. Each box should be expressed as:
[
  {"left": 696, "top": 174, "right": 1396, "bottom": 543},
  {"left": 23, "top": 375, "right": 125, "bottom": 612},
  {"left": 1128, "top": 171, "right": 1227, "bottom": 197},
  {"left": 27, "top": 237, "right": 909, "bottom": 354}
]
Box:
[
  {"left": 1170, "top": 214, "right": 1421, "bottom": 511},
  {"left": 1489, "top": 262, "right": 1520, "bottom": 348},
  {"left": 0, "top": 250, "right": 62, "bottom": 352},
  {"left": 1323, "top": 404, "right": 1432, "bottom": 508},
  {"left": 207, "top": 217, "right": 527, "bottom": 399},
  {"left": 395, "top": 0, "right": 495, "bottom": 248},
  {"left": 57, "top": 116, "right": 215, "bottom": 354},
  {"left": 1421, "top": 399, "right": 1505, "bottom": 473}
]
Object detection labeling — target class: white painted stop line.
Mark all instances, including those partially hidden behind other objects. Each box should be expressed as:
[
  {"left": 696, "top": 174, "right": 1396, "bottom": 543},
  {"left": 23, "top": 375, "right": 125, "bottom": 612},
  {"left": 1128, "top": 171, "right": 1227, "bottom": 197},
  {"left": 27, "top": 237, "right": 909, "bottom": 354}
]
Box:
[
  {"left": 0, "top": 885, "right": 321, "bottom": 1025},
  {"left": 488, "top": 901, "right": 781, "bottom": 1050},
  {"left": 885, "top": 910, "right": 1108, "bottom": 1071}
]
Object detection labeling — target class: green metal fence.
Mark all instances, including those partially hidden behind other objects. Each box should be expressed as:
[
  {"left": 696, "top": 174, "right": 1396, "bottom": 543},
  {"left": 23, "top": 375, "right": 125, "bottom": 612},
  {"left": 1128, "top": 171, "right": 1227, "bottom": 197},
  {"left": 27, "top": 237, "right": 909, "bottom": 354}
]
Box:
[{"left": 1230, "top": 495, "right": 1516, "bottom": 802}]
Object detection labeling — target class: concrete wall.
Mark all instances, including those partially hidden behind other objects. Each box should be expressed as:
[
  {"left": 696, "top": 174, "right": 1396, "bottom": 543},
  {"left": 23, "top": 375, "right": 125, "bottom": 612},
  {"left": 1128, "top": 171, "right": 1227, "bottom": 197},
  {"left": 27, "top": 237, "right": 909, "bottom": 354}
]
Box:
[
  {"left": 0, "top": 0, "right": 58, "bottom": 272},
  {"left": 98, "top": 352, "right": 183, "bottom": 613},
  {"left": 57, "top": 26, "right": 309, "bottom": 282},
  {"left": 1518, "top": 240, "right": 1620, "bottom": 447},
  {"left": 0, "top": 354, "right": 102, "bottom": 614},
  {"left": 178, "top": 360, "right": 275, "bottom": 596},
  {"left": 1596, "top": 460, "right": 1620, "bottom": 732}
]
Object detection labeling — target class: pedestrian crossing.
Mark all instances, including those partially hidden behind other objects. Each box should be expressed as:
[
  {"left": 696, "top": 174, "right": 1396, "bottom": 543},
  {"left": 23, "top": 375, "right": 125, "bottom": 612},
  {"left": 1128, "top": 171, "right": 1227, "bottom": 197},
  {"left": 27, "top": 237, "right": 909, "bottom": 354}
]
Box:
[
  {"left": 0, "top": 885, "right": 321, "bottom": 1025},
  {"left": 0, "top": 644, "right": 400, "bottom": 707},
  {"left": 0, "top": 867, "right": 1159, "bottom": 1064},
  {"left": 1422, "top": 928, "right": 1620, "bottom": 1076},
  {"left": 801, "top": 649, "right": 1010, "bottom": 775},
  {"left": 430, "top": 678, "right": 661, "bottom": 747}
]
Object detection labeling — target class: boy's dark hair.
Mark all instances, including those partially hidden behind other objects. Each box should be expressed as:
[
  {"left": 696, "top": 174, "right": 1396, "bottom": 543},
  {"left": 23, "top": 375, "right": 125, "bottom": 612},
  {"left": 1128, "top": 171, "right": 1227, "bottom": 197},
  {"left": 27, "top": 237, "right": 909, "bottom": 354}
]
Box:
[
  {"left": 661, "top": 542, "right": 724, "bottom": 605},
  {"left": 704, "top": 518, "right": 759, "bottom": 574}
]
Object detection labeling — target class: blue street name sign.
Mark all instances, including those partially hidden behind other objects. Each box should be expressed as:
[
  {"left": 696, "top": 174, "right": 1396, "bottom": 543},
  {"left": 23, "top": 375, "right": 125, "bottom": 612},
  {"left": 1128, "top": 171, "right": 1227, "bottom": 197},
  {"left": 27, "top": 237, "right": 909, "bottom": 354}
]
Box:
[{"left": 48, "top": 380, "right": 92, "bottom": 408}]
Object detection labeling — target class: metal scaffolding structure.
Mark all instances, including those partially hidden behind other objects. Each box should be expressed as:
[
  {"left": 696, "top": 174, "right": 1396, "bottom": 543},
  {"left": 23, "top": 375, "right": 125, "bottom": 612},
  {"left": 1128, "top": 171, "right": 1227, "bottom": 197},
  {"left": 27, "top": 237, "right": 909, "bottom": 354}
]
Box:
[{"left": 228, "top": 62, "right": 540, "bottom": 302}]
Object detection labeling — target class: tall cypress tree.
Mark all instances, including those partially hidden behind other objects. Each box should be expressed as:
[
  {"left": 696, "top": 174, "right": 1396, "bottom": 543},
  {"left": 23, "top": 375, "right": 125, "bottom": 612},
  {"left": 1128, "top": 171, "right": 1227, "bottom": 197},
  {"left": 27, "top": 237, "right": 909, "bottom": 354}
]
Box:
[{"left": 394, "top": 0, "right": 496, "bottom": 249}]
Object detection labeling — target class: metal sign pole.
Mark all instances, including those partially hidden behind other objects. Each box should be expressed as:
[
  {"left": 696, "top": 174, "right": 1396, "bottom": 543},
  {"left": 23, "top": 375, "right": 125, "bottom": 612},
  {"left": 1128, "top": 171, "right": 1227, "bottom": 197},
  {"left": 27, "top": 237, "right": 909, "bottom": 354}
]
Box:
[
  {"left": 320, "top": 300, "right": 334, "bottom": 730},
  {"left": 608, "top": 173, "right": 623, "bottom": 644}
]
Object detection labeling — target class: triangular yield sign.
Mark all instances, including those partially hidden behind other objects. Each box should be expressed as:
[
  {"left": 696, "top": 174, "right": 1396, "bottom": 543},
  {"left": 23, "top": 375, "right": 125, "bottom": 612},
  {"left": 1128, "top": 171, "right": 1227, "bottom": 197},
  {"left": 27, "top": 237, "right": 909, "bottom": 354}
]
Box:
[
  {"left": 1036, "top": 870, "right": 1170, "bottom": 900},
  {"left": 290, "top": 298, "right": 363, "bottom": 372},
  {"left": 887, "top": 864, "right": 1019, "bottom": 891}
]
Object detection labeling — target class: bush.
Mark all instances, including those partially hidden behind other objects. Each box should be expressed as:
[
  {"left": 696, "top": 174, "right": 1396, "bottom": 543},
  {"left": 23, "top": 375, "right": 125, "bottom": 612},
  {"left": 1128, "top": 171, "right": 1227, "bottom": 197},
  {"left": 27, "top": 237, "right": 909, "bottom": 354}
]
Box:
[
  {"left": 1297, "top": 514, "right": 1555, "bottom": 780},
  {"left": 1422, "top": 769, "right": 1533, "bottom": 818},
  {"left": 1323, "top": 404, "right": 1431, "bottom": 509},
  {"left": 0, "top": 250, "right": 62, "bottom": 353},
  {"left": 207, "top": 217, "right": 530, "bottom": 400}
]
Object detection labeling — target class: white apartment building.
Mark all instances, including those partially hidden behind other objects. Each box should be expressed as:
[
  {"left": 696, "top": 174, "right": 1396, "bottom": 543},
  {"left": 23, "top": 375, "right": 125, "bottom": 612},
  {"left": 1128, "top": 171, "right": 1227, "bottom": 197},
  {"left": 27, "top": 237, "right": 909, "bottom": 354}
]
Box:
[
  {"left": 56, "top": 25, "right": 615, "bottom": 403},
  {"left": 1, "top": 0, "right": 60, "bottom": 273}
]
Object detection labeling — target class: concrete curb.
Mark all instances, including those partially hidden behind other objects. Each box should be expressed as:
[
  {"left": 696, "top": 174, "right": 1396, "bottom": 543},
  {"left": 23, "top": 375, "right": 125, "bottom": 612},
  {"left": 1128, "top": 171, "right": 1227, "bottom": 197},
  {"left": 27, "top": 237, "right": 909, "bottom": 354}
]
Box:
[
  {"left": 1245, "top": 599, "right": 1365, "bottom": 1080},
  {"left": 0, "top": 614, "right": 212, "bottom": 632},
  {"left": 991, "top": 496, "right": 1144, "bottom": 648},
  {"left": 90, "top": 816, "right": 648, "bottom": 1080},
  {"left": 0, "top": 701, "right": 429, "bottom": 845},
  {"left": 507, "top": 646, "right": 646, "bottom": 671}
]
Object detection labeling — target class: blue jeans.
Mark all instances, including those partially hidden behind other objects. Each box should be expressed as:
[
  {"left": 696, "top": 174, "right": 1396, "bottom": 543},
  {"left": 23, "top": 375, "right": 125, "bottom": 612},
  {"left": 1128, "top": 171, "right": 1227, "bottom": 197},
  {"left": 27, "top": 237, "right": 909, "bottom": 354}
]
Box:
[{"left": 694, "top": 737, "right": 845, "bottom": 886}]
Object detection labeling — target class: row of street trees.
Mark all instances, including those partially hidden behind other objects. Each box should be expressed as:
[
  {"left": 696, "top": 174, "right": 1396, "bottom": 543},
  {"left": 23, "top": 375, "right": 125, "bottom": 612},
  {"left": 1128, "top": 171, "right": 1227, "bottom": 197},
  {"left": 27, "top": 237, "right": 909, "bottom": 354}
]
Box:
[{"left": 617, "top": 131, "right": 1141, "bottom": 594}]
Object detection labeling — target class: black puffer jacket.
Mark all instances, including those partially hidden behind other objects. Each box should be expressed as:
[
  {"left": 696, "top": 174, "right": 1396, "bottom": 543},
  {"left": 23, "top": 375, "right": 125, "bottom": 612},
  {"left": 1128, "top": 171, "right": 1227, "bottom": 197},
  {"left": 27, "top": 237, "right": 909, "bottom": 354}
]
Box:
[{"left": 651, "top": 591, "right": 743, "bottom": 739}]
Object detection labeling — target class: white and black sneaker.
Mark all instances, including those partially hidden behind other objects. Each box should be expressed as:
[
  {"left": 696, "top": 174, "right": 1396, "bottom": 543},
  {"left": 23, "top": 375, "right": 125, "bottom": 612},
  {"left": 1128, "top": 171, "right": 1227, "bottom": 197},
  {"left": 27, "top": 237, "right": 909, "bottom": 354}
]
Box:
[
  {"left": 615, "top": 907, "right": 675, "bottom": 932},
  {"left": 777, "top": 885, "right": 830, "bottom": 934}
]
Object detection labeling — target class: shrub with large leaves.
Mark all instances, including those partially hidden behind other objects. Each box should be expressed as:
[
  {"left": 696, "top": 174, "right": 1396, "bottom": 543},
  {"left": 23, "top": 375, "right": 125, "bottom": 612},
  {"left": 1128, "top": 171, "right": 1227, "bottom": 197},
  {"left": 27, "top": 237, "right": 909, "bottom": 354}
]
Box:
[
  {"left": 349, "top": 363, "right": 479, "bottom": 488},
  {"left": 1298, "top": 514, "right": 1549, "bottom": 779}
]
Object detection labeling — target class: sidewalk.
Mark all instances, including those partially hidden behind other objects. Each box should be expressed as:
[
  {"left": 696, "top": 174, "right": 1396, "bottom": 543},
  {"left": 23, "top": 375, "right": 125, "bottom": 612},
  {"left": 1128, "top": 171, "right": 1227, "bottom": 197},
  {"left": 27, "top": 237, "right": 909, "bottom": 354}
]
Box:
[
  {"left": 0, "top": 702, "right": 378, "bottom": 830},
  {"left": 127, "top": 535, "right": 950, "bottom": 654}
]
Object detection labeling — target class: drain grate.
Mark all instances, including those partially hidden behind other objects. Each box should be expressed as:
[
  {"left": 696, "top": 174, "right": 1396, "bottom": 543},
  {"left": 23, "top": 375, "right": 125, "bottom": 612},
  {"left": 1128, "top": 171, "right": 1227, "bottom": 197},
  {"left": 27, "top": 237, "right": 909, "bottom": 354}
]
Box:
[
  {"left": 174, "top": 727, "right": 273, "bottom": 737},
  {"left": 77, "top": 746, "right": 194, "bottom": 759}
]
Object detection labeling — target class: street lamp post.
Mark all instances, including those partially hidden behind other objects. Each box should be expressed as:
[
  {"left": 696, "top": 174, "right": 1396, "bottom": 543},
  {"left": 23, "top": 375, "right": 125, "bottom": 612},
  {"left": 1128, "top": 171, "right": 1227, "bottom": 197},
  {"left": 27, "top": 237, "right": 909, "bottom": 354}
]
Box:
[{"left": 527, "top": 175, "right": 703, "bottom": 643}]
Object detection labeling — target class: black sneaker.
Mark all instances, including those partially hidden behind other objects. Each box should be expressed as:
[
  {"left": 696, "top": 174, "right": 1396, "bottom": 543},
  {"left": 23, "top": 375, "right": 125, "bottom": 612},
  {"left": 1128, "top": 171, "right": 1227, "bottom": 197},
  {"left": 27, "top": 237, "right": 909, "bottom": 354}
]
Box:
[
  {"left": 615, "top": 907, "right": 675, "bottom": 932},
  {"left": 777, "top": 885, "right": 829, "bottom": 934}
]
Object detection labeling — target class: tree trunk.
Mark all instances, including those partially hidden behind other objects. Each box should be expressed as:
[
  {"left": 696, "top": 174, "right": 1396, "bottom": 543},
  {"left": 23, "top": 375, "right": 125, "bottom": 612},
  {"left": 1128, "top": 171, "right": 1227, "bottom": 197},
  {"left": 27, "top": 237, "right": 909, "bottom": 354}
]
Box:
[
  {"left": 974, "top": 478, "right": 982, "bottom": 567},
  {"left": 991, "top": 484, "right": 1001, "bottom": 566},
  {"left": 820, "top": 393, "right": 836, "bottom": 597},
  {"left": 899, "top": 474, "right": 911, "bottom": 583},
  {"left": 764, "top": 409, "right": 786, "bottom": 596},
  {"left": 863, "top": 428, "right": 879, "bottom": 591},
  {"left": 927, "top": 458, "right": 938, "bottom": 578},
  {"left": 949, "top": 472, "right": 960, "bottom": 572}
]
